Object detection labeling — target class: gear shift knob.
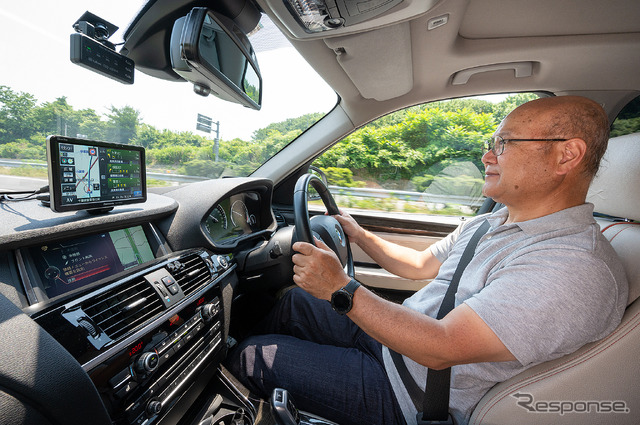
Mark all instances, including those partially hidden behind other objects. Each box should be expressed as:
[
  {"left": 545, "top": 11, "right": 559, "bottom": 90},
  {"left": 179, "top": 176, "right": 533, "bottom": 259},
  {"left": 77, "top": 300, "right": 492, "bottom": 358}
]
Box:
[{"left": 271, "top": 388, "right": 300, "bottom": 425}]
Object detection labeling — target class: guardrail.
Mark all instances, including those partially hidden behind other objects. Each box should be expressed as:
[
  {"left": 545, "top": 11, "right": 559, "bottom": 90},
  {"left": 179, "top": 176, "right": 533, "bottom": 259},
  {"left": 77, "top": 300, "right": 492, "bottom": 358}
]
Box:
[
  {"left": 0, "top": 159, "right": 482, "bottom": 207},
  {"left": 328, "top": 185, "right": 484, "bottom": 207},
  {"left": 0, "top": 160, "right": 46, "bottom": 168}
]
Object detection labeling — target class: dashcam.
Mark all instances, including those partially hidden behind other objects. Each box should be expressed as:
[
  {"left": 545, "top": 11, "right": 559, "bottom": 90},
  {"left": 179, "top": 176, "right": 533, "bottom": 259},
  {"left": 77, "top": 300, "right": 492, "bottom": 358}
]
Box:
[{"left": 70, "top": 12, "right": 134, "bottom": 85}]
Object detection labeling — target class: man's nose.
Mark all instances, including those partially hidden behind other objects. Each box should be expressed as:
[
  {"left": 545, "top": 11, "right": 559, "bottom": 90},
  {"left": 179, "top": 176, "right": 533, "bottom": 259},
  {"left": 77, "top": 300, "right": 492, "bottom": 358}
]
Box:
[{"left": 482, "top": 149, "right": 497, "bottom": 165}]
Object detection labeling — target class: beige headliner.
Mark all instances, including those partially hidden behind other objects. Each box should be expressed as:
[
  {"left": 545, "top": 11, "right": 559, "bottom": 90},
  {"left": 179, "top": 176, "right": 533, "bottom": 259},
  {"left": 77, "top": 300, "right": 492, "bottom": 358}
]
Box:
[{"left": 257, "top": 0, "right": 640, "bottom": 128}]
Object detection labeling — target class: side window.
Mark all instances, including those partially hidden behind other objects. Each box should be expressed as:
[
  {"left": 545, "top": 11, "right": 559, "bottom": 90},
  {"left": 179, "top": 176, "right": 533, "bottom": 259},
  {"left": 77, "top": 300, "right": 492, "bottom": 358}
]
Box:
[
  {"left": 611, "top": 95, "right": 640, "bottom": 137},
  {"left": 313, "top": 93, "right": 540, "bottom": 218}
]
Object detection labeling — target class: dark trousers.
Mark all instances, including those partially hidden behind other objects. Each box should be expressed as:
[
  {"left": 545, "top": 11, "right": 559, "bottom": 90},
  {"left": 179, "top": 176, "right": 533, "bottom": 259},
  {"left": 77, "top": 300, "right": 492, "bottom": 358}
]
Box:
[{"left": 227, "top": 287, "right": 406, "bottom": 425}]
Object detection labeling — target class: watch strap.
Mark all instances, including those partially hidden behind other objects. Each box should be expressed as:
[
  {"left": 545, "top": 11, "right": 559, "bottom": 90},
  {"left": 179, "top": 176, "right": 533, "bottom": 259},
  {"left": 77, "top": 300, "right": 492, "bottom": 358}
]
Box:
[{"left": 343, "top": 278, "right": 361, "bottom": 295}]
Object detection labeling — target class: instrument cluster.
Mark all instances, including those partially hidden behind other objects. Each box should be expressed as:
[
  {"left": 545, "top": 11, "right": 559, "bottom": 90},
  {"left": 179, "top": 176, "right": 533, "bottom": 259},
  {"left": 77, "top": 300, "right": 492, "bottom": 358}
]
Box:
[{"left": 202, "top": 191, "right": 262, "bottom": 245}]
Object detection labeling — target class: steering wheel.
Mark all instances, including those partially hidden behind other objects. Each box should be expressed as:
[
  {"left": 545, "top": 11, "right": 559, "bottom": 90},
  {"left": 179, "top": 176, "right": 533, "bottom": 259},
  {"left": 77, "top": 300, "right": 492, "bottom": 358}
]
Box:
[{"left": 293, "top": 173, "right": 354, "bottom": 277}]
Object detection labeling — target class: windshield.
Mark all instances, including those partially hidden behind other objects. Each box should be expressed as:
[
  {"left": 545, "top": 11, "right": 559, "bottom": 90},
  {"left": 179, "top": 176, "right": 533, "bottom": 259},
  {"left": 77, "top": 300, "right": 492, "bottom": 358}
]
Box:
[{"left": 0, "top": 1, "right": 336, "bottom": 192}]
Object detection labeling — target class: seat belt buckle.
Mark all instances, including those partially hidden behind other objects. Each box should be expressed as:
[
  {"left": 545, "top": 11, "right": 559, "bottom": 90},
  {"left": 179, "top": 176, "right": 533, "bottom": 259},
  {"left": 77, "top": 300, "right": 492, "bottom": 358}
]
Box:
[{"left": 416, "top": 412, "right": 454, "bottom": 425}]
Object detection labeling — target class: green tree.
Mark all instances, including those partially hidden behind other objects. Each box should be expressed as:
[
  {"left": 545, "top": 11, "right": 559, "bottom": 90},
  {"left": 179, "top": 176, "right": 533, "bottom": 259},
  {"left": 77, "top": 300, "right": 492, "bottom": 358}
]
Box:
[
  {"left": 32, "top": 97, "right": 75, "bottom": 137},
  {"left": 252, "top": 113, "right": 324, "bottom": 142},
  {"left": 428, "top": 98, "right": 495, "bottom": 115},
  {"left": 316, "top": 107, "right": 495, "bottom": 183},
  {"left": 610, "top": 95, "right": 640, "bottom": 137},
  {"left": 106, "top": 105, "right": 140, "bottom": 144},
  {"left": 147, "top": 145, "right": 195, "bottom": 166},
  {"left": 0, "top": 135, "right": 46, "bottom": 160},
  {"left": 0, "top": 86, "right": 37, "bottom": 143},
  {"left": 491, "top": 93, "right": 539, "bottom": 122},
  {"left": 133, "top": 124, "right": 162, "bottom": 149},
  {"left": 320, "top": 167, "right": 364, "bottom": 187},
  {"left": 611, "top": 117, "right": 640, "bottom": 137},
  {"left": 73, "top": 108, "right": 105, "bottom": 140}
]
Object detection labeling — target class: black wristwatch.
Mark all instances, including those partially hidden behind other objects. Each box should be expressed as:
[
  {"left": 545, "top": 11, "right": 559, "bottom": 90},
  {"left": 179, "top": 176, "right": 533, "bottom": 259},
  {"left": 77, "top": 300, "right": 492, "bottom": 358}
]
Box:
[{"left": 331, "top": 279, "right": 361, "bottom": 315}]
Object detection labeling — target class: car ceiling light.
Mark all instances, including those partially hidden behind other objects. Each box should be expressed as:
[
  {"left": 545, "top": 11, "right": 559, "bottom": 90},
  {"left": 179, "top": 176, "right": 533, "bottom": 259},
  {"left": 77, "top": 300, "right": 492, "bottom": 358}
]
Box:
[
  {"left": 285, "top": 0, "right": 337, "bottom": 32},
  {"left": 284, "top": 0, "right": 406, "bottom": 33}
]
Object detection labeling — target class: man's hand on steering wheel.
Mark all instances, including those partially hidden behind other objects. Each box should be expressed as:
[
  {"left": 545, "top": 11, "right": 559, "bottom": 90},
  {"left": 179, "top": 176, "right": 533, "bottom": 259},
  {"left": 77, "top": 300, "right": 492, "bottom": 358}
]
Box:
[
  {"left": 293, "top": 173, "right": 354, "bottom": 278},
  {"left": 333, "top": 209, "right": 364, "bottom": 245},
  {"left": 292, "top": 238, "right": 351, "bottom": 301}
]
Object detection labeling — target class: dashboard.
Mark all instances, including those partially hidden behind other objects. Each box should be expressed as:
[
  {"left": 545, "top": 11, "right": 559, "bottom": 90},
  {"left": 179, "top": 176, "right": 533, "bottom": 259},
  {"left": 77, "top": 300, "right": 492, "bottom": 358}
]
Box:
[{"left": 0, "top": 177, "right": 279, "bottom": 425}]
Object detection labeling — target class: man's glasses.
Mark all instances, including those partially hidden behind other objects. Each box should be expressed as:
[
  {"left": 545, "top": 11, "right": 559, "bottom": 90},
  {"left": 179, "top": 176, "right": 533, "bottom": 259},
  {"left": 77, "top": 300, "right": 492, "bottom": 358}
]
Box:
[{"left": 485, "top": 135, "right": 568, "bottom": 156}]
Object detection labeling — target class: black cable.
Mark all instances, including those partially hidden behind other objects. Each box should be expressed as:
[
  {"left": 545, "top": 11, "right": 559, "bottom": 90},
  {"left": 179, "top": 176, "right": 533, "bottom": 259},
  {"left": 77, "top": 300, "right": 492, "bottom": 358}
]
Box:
[
  {"left": 0, "top": 185, "right": 49, "bottom": 202},
  {"left": 0, "top": 190, "right": 34, "bottom": 195}
]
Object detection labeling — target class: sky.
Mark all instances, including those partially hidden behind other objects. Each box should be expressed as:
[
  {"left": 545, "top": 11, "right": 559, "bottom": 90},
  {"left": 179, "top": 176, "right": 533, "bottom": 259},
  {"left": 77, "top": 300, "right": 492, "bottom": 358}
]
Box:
[{"left": 0, "top": 1, "right": 337, "bottom": 141}]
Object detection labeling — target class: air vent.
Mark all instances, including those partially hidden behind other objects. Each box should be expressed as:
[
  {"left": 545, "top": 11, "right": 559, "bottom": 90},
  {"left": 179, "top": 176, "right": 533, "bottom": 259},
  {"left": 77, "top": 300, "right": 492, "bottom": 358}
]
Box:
[
  {"left": 82, "top": 277, "right": 164, "bottom": 341},
  {"left": 174, "top": 254, "right": 213, "bottom": 297}
]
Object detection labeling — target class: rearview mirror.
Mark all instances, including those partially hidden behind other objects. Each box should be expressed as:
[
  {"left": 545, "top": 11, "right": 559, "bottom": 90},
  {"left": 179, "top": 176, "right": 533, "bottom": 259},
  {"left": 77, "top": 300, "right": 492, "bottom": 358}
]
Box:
[{"left": 170, "top": 8, "right": 262, "bottom": 110}]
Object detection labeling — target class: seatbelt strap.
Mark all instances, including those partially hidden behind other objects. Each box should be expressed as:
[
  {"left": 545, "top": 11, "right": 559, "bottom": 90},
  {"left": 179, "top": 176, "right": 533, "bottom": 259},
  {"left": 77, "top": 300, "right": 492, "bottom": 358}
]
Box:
[{"left": 390, "top": 220, "right": 491, "bottom": 424}]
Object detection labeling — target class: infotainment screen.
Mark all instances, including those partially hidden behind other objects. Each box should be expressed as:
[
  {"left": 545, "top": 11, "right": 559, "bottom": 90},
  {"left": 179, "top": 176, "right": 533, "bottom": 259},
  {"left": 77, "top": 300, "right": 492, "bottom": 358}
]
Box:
[
  {"left": 46, "top": 135, "right": 146, "bottom": 212},
  {"left": 29, "top": 226, "right": 155, "bottom": 299}
]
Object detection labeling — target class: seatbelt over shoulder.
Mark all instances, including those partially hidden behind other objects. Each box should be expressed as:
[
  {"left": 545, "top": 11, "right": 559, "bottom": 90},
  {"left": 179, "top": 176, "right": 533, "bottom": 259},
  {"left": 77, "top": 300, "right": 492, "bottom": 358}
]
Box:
[{"left": 390, "top": 219, "right": 491, "bottom": 424}]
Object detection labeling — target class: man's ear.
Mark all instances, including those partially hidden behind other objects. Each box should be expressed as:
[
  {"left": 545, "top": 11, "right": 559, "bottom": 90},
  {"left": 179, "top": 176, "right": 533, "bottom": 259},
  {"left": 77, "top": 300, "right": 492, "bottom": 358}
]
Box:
[{"left": 556, "top": 138, "right": 587, "bottom": 175}]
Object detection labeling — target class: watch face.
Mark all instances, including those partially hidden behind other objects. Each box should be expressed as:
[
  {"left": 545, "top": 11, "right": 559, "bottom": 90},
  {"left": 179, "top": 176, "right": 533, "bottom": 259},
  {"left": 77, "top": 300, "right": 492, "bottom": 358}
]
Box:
[{"left": 331, "top": 290, "right": 352, "bottom": 314}]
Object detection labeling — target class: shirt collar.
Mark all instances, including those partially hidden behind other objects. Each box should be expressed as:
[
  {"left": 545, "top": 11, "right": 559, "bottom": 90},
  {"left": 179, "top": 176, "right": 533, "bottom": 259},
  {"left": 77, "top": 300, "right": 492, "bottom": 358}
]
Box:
[{"left": 486, "top": 203, "right": 596, "bottom": 236}]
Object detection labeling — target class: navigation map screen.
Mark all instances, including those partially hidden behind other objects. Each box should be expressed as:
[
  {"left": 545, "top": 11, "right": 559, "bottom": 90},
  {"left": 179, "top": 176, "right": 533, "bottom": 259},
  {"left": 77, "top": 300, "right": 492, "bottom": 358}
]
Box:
[
  {"left": 46, "top": 135, "right": 146, "bottom": 212},
  {"left": 29, "top": 226, "right": 156, "bottom": 299}
]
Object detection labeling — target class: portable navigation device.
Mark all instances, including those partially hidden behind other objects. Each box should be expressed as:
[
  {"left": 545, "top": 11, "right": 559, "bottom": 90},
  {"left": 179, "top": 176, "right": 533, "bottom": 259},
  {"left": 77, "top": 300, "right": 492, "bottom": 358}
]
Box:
[{"left": 46, "top": 135, "right": 146, "bottom": 213}]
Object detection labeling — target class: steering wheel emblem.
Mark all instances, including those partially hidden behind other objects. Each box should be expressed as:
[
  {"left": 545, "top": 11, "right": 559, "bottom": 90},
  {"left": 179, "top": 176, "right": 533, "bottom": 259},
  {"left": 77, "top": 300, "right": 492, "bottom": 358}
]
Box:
[{"left": 335, "top": 225, "right": 345, "bottom": 246}]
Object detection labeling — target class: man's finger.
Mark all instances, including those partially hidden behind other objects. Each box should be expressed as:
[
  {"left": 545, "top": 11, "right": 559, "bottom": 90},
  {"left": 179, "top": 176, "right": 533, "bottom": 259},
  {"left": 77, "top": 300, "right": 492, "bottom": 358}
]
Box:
[
  {"left": 291, "top": 253, "right": 303, "bottom": 266},
  {"left": 292, "top": 241, "right": 315, "bottom": 255},
  {"left": 313, "top": 237, "right": 331, "bottom": 252}
]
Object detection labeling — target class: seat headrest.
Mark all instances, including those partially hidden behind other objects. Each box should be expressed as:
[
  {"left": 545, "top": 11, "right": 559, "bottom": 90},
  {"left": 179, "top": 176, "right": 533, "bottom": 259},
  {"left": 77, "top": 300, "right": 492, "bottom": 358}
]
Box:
[{"left": 587, "top": 133, "right": 640, "bottom": 221}]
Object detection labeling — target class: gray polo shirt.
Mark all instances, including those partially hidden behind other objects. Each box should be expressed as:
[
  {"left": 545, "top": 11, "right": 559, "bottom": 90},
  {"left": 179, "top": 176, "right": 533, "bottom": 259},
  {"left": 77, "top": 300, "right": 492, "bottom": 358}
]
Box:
[{"left": 382, "top": 204, "right": 628, "bottom": 425}]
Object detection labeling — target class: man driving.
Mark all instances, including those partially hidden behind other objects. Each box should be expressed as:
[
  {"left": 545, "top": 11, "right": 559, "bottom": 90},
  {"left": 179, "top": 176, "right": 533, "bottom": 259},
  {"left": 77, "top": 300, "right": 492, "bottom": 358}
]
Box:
[{"left": 228, "top": 96, "right": 628, "bottom": 425}]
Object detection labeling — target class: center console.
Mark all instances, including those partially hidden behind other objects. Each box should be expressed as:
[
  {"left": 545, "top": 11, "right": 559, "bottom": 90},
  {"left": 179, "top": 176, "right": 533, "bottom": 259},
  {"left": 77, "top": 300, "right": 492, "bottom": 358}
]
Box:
[{"left": 30, "top": 243, "right": 243, "bottom": 425}]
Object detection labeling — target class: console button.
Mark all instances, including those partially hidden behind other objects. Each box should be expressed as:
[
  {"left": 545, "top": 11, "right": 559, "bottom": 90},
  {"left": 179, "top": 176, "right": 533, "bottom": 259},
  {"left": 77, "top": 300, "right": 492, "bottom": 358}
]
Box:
[
  {"left": 167, "top": 283, "right": 179, "bottom": 295},
  {"left": 217, "top": 255, "right": 229, "bottom": 269},
  {"left": 161, "top": 276, "right": 176, "bottom": 287},
  {"left": 159, "top": 346, "right": 175, "bottom": 366},
  {"left": 156, "top": 338, "right": 172, "bottom": 355},
  {"left": 115, "top": 380, "right": 138, "bottom": 399},
  {"left": 199, "top": 303, "right": 218, "bottom": 321},
  {"left": 173, "top": 339, "right": 184, "bottom": 352},
  {"left": 135, "top": 352, "right": 160, "bottom": 374},
  {"left": 183, "top": 329, "right": 195, "bottom": 343},
  {"left": 146, "top": 399, "right": 163, "bottom": 417}
]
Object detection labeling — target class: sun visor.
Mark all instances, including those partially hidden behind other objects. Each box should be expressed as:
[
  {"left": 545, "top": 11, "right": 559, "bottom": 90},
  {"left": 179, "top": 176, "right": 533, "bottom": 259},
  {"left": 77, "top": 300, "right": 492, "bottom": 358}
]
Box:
[{"left": 324, "top": 22, "right": 412, "bottom": 101}]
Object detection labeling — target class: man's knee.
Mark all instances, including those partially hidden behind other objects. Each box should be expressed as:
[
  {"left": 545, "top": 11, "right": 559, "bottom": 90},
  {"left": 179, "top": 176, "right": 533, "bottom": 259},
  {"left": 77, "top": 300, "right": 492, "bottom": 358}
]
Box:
[
  {"left": 227, "top": 335, "right": 277, "bottom": 397},
  {"left": 264, "top": 287, "right": 325, "bottom": 332}
]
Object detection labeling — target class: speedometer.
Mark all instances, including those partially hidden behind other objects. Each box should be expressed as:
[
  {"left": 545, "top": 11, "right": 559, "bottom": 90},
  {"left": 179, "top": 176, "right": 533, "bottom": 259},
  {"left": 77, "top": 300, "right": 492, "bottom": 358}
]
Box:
[
  {"left": 204, "top": 204, "right": 228, "bottom": 238},
  {"left": 230, "top": 200, "right": 249, "bottom": 228}
]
